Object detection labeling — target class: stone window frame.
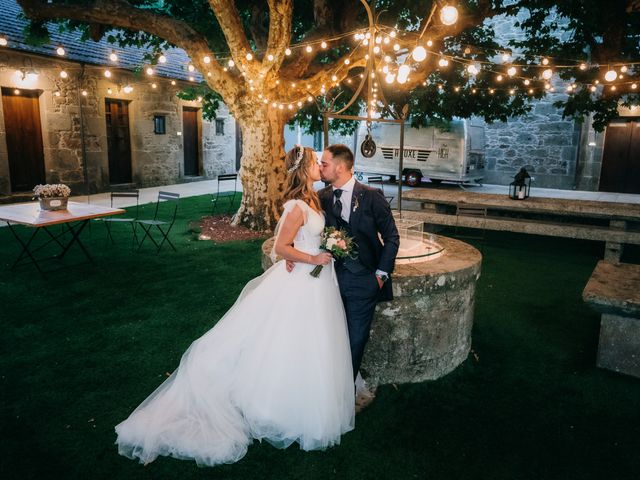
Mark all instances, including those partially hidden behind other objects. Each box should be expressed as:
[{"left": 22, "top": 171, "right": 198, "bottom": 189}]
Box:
[
  {"left": 215, "top": 118, "right": 225, "bottom": 136},
  {"left": 153, "top": 115, "right": 166, "bottom": 135}
]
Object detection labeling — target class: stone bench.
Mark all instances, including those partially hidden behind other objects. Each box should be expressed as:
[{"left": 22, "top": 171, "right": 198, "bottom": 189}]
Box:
[{"left": 582, "top": 261, "right": 640, "bottom": 378}]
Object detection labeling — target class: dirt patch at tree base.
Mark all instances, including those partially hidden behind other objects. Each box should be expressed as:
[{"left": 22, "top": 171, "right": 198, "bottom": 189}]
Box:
[{"left": 195, "top": 215, "right": 268, "bottom": 243}]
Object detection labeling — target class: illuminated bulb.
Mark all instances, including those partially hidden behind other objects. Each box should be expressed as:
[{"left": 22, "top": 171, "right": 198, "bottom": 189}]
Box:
[
  {"left": 365, "top": 32, "right": 371, "bottom": 39},
  {"left": 545, "top": 83, "right": 551, "bottom": 90},
  {"left": 595, "top": 80, "right": 599, "bottom": 85},
  {"left": 502, "top": 52, "right": 511, "bottom": 62},
  {"left": 56, "top": 46, "right": 65, "bottom": 56},
  {"left": 60, "top": 70, "right": 68, "bottom": 79},
  {"left": 188, "top": 64, "right": 195, "bottom": 72},
  {"left": 267, "top": 54, "right": 274, "bottom": 61},
  {"left": 203, "top": 56, "right": 211, "bottom": 64},
  {"left": 152, "top": 83, "right": 157, "bottom": 89},
  {"left": 107, "top": 88, "right": 113, "bottom": 94},
  {"left": 14, "top": 89, "right": 20, "bottom": 95},
  {"left": 278, "top": 104, "right": 284, "bottom": 110},
  {"left": 542, "top": 68, "right": 553, "bottom": 80},
  {"left": 472, "top": 88, "right": 477, "bottom": 94},
  {"left": 509, "top": 89, "right": 515, "bottom": 94},
  {"left": 620, "top": 74, "right": 624, "bottom": 79},
  {"left": 542, "top": 58, "right": 549, "bottom": 65},
  {"left": 81, "top": 90, "right": 88, "bottom": 96},
  {"left": 398, "top": 64, "right": 411, "bottom": 77},
  {"left": 189, "top": 76, "right": 195, "bottom": 82},
  {"left": 507, "top": 66, "right": 517, "bottom": 77},
  {"left": 271, "top": 102, "right": 277, "bottom": 107},
  {"left": 385, "top": 73, "right": 395, "bottom": 84},
  {"left": 305, "top": 45, "right": 312, "bottom": 53},
  {"left": 611, "top": 85, "right": 617, "bottom": 91},
  {"left": 375, "top": 36, "right": 382, "bottom": 44},
  {"left": 590, "top": 85, "right": 597, "bottom": 92},
  {"left": 426, "top": 39, "right": 433, "bottom": 47},
  {"left": 489, "top": 89, "right": 495, "bottom": 94},
  {"left": 382, "top": 65, "right": 389, "bottom": 74},
  {"left": 197, "top": 96, "right": 203, "bottom": 102},
  {"left": 438, "top": 57, "right": 449, "bottom": 68},
  {"left": 321, "top": 41, "right": 327, "bottom": 49},
  {"left": 307, "top": 96, "right": 313, "bottom": 102},
  {"left": 287, "top": 104, "right": 293, "bottom": 110},
  {"left": 579, "top": 63, "right": 586, "bottom": 70},
  {"left": 123, "top": 85, "right": 133, "bottom": 93},
  {"left": 633, "top": 83, "right": 638, "bottom": 89},
  {"left": 528, "top": 88, "right": 534, "bottom": 94},
  {"left": 285, "top": 48, "right": 292, "bottom": 55},
  {"left": 331, "top": 75, "right": 338, "bottom": 81},
  {"left": 411, "top": 46, "right": 427, "bottom": 62},
  {"left": 467, "top": 64, "right": 479, "bottom": 75},
  {"left": 297, "top": 101, "right": 302, "bottom": 107},
  {"left": 384, "top": 37, "right": 390, "bottom": 44},
  {"left": 373, "top": 46, "right": 381, "bottom": 54},
  {"left": 496, "top": 74, "right": 503, "bottom": 82},
  {"left": 393, "top": 44, "right": 400, "bottom": 52},
  {"left": 0, "top": 37, "right": 7, "bottom": 46},
  {"left": 208, "top": 72, "right": 212, "bottom": 77},
  {"left": 159, "top": 55, "right": 167, "bottom": 64},
  {"left": 440, "top": 5, "right": 459, "bottom": 25},
  {"left": 344, "top": 59, "right": 350, "bottom": 65},
  {"left": 363, "top": 39, "right": 369, "bottom": 46},
  {"left": 109, "top": 52, "right": 118, "bottom": 62},
  {"left": 228, "top": 59, "right": 235, "bottom": 67},
  {"left": 454, "top": 86, "right": 460, "bottom": 92},
  {"left": 171, "top": 80, "right": 176, "bottom": 86},
  {"left": 104, "top": 70, "right": 111, "bottom": 78},
  {"left": 146, "top": 67, "right": 154, "bottom": 75},
  {"left": 604, "top": 69, "right": 617, "bottom": 82},
  {"left": 390, "top": 31, "right": 397, "bottom": 38},
  {"left": 524, "top": 79, "right": 530, "bottom": 86},
  {"left": 246, "top": 52, "right": 253, "bottom": 61},
  {"left": 365, "top": 54, "right": 369, "bottom": 60},
  {"left": 621, "top": 65, "right": 628, "bottom": 73},
  {"left": 54, "top": 91, "right": 61, "bottom": 97}
]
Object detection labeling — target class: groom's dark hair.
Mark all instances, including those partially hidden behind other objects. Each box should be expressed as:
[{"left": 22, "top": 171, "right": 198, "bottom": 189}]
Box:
[{"left": 326, "top": 144, "right": 354, "bottom": 169}]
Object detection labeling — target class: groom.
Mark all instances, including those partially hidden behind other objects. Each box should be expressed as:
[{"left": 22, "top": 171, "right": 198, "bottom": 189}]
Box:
[{"left": 316, "top": 144, "right": 399, "bottom": 381}]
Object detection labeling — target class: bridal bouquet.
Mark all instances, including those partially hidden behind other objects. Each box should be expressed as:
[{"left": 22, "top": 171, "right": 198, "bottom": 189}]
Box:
[{"left": 310, "top": 227, "right": 357, "bottom": 278}]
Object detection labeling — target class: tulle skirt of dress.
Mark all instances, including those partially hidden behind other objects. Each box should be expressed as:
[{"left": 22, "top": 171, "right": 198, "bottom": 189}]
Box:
[{"left": 115, "top": 259, "right": 354, "bottom": 467}]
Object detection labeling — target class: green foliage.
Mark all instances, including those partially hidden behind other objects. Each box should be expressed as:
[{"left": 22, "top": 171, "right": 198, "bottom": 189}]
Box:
[{"left": 176, "top": 86, "right": 223, "bottom": 120}]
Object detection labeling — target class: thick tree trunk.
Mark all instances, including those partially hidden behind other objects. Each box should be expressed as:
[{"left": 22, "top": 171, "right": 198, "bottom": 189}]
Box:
[{"left": 232, "top": 106, "right": 289, "bottom": 232}]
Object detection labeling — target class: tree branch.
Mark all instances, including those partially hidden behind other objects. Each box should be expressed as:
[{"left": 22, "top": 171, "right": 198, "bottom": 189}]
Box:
[
  {"left": 16, "top": 0, "right": 239, "bottom": 100},
  {"left": 262, "top": 0, "right": 293, "bottom": 75},
  {"left": 208, "top": 0, "right": 254, "bottom": 72}
]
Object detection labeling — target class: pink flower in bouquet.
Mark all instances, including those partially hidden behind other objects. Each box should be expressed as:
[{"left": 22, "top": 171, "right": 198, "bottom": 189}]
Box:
[{"left": 337, "top": 239, "right": 347, "bottom": 249}]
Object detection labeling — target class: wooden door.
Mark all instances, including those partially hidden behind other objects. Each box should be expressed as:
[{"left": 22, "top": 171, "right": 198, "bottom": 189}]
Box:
[
  {"left": 182, "top": 107, "right": 199, "bottom": 176},
  {"left": 1, "top": 88, "right": 45, "bottom": 192},
  {"left": 105, "top": 99, "right": 132, "bottom": 184},
  {"left": 600, "top": 120, "right": 640, "bottom": 194}
]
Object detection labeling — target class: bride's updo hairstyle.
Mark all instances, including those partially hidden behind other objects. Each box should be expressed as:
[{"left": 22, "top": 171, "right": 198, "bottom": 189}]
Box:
[{"left": 283, "top": 145, "right": 321, "bottom": 212}]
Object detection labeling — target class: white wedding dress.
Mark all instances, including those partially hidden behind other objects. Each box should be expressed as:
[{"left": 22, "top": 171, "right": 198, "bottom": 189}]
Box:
[{"left": 115, "top": 199, "right": 354, "bottom": 467}]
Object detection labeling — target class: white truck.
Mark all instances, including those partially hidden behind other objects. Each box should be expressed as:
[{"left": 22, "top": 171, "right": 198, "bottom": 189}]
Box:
[{"left": 354, "top": 118, "right": 486, "bottom": 186}]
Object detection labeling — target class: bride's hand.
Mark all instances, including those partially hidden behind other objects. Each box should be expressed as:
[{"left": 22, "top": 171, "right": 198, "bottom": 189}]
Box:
[{"left": 312, "top": 252, "right": 332, "bottom": 265}]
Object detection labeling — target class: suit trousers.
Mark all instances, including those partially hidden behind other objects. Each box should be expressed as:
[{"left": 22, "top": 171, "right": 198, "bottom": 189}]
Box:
[{"left": 336, "top": 266, "right": 380, "bottom": 379}]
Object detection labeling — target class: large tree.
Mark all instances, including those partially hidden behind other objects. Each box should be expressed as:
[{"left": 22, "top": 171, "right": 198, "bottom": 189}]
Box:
[{"left": 16, "top": 0, "right": 640, "bottom": 230}]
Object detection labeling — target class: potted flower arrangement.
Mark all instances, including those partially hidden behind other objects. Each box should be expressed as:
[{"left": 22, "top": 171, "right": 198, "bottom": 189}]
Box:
[{"left": 33, "top": 184, "right": 71, "bottom": 211}]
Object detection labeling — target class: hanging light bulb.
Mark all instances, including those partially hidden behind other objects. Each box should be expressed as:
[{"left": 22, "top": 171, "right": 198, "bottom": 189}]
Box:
[
  {"left": 267, "top": 54, "right": 274, "bottom": 61},
  {"left": 393, "top": 44, "right": 400, "bottom": 52},
  {"left": 60, "top": 70, "right": 68, "bottom": 79},
  {"left": 188, "top": 64, "right": 195, "bottom": 72},
  {"left": 171, "top": 80, "right": 176, "bottom": 86},
  {"left": 604, "top": 69, "right": 617, "bottom": 82},
  {"left": 507, "top": 66, "right": 517, "bottom": 77},
  {"left": 438, "top": 57, "right": 449, "bottom": 68},
  {"left": 579, "top": 63, "right": 587, "bottom": 70},
  {"left": 524, "top": 79, "right": 530, "bottom": 86},
  {"left": 454, "top": 86, "right": 460, "bottom": 92},
  {"left": 344, "top": 59, "right": 350, "bottom": 65},
  {"left": 373, "top": 46, "right": 381, "bottom": 54},
  {"left": 331, "top": 75, "right": 338, "bottom": 82},
  {"left": 159, "top": 55, "right": 167, "bottom": 64},
  {"left": 509, "top": 88, "right": 515, "bottom": 94},
  {"left": 151, "top": 83, "right": 157, "bottom": 89},
  {"left": 321, "top": 41, "right": 327, "bottom": 49},
  {"left": 440, "top": 5, "right": 459, "bottom": 25},
  {"left": 123, "top": 85, "right": 133, "bottom": 93},
  {"left": 246, "top": 52, "right": 253, "bottom": 61},
  {"left": 502, "top": 52, "right": 511, "bottom": 62},
  {"left": 620, "top": 65, "right": 628, "bottom": 73},
  {"left": 633, "top": 83, "right": 638, "bottom": 90},
  {"left": 0, "top": 37, "right": 7, "bottom": 46},
  {"left": 496, "top": 74, "right": 503, "bottom": 82},
  {"left": 189, "top": 76, "right": 195, "bottom": 82},
  {"left": 109, "top": 51, "right": 118, "bottom": 62},
  {"left": 54, "top": 91, "right": 61, "bottom": 97},
  {"left": 426, "top": 39, "right": 433, "bottom": 47},
  {"left": 542, "top": 68, "right": 553, "bottom": 80},
  {"left": 13, "top": 89, "right": 20, "bottom": 95},
  {"left": 412, "top": 46, "right": 427, "bottom": 62},
  {"left": 305, "top": 45, "right": 313, "bottom": 53},
  {"left": 385, "top": 73, "right": 395, "bottom": 84},
  {"left": 56, "top": 46, "right": 65, "bottom": 56},
  {"left": 146, "top": 67, "right": 154, "bottom": 76},
  {"left": 542, "top": 58, "right": 549, "bottom": 65},
  {"left": 81, "top": 90, "right": 88, "bottom": 96},
  {"left": 590, "top": 85, "right": 597, "bottom": 92},
  {"left": 104, "top": 70, "right": 112, "bottom": 78},
  {"left": 203, "top": 56, "right": 211, "bottom": 64},
  {"left": 545, "top": 83, "right": 551, "bottom": 90},
  {"left": 398, "top": 64, "right": 411, "bottom": 78},
  {"left": 228, "top": 59, "right": 235, "bottom": 67},
  {"left": 107, "top": 88, "right": 113, "bottom": 94},
  {"left": 285, "top": 48, "right": 292, "bottom": 56},
  {"left": 467, "top": 63, "right": 479, "bottom": 75}
]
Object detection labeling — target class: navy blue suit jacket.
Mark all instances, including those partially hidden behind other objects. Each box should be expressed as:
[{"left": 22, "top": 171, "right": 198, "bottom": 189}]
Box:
[{"left": 319, "top": 180, "right": 400, "bottom": 301}]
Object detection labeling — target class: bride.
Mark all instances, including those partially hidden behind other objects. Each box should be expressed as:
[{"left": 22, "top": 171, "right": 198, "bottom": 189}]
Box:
[{"left": 115, "top": 145, "right": 355, "bottom": 467}]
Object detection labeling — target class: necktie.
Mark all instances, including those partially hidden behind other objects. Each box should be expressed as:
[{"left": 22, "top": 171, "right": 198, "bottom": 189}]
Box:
[{"left": 333, "top": 189, "right": 343, "bottom": 223}]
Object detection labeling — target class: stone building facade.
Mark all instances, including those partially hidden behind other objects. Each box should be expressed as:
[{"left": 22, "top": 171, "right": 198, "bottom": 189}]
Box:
[{"left": 0, "top": 0, "right": 236, "bottom": 198}]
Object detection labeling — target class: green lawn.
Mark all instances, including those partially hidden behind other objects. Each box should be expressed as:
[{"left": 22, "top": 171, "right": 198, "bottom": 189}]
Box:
[{"left": 1, "top": 194, "right": 639, "bottom": 480}]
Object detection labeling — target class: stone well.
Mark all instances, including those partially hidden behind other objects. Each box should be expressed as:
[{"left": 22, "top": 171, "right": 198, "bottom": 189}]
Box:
[{"left": 261, "top": 234, "right": 482, "bottom": 387}]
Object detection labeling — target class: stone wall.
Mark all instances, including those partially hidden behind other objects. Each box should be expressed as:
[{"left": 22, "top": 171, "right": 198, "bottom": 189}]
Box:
[{"left": 0, "top": 50, "right": 236, "bottom": 196}]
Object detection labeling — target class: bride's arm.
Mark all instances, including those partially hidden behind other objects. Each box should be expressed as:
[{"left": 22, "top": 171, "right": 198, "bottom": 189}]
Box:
[{"left": 274, "top": 205, "right": 331, "bottom": 265}]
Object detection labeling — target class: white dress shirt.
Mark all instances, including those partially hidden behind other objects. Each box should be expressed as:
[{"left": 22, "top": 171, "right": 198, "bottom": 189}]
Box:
[{"left": 332, "top": 176, "right": 355, "bottom": 223}]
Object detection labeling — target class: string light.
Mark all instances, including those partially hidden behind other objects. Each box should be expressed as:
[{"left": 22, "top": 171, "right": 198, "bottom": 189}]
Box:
[
  {"left": 633, "top": 83, "right": 638, "bottom": 89},
  {"left": 285, "top": 48, "right": 292, "bottom": 56},
  {"left": 426, "top": 39, "right": 433, "bottom": 47},
  {"left": 467, "top": 64, "right": 480, "bottom": 75},
  {"left": 0, "top": 37, "right": 7, "bottom": 46},
  {"left": 81, "top": 90, "right": 88, "bottom": 96},
  {"left": 146, "top": 67, "right": 154, "bottom": 76},
  {"left": 151, "top": 83, "right": 157, "bottom": 89},
  {"left": 56, "top": 46, "right": 65, "bottom": 56},
  {"left": 60, "top": 70, "right": 68, "bottom": 79},
  {"left": 507, "top": 66, "right": 517, "bottom": 77},
  {"left": 393, "top": 44, "right": 400, "bottom": 52},
  {"left": 267, "top": 54, "right": 274, "bottom": 61},
  {"left": 305, "top": 45, "right": 313, "bottom": 53},
  {"left": 54, "top": 91, "right": 61, "bottom": 97},
  {"left": 620, "top": 65, "right": 628, "bottom": 73},
  {"left": 542, "top": 58, "right": 549, "bottom": 65},
  {"left": 321, "top": 41, "right": 327, "bottom": 49},
  {"left": 496, "top": 74, "right": 503, "bottom": 82},
  {"left": 440, "top": 5, "right": 459, "bottom": 25},
  {"left": 438, "top": 58, "right": 449, "bottom": 67},
  {"left": 104, "top": 70, "right": 112, "bottom": 78},
  {"left": 203, "top": 56, "right": 211, "bottom": 63},
  {"left": 246, "top": 52, "right": 253, "bottom": 60},
  {"left": 604, "top": 69, "right": 617, "bottom": 82},
  {"left": 501, "top": 52, "right": 511, "bottom": 62},
  {"left": 107, "top": 87, "right": 113, "bottom": 94},
  {"left": 171, "top": 80, "right": 176, "bottom": 86},
  {"left": 412, "top": 46, "right": 427, "bottom": 62},
  {"left": 123, "top": 85, "right": 133, "bottom": 93},
  {"left": 542, "top": 68, "right": 553, "bottom": 80},
  {"left": 109, "top": 51, "right": 118, "bottom": 62},
  {"left": 159, "top": 55, "right": 167, "bottom": 64},
  {"left": 188, "top": 64, "right": 195, "bottom": 72}
]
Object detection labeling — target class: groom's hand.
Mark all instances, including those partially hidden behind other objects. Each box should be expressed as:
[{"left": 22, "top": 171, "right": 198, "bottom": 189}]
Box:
[
  {"left": 376, "top": 276, "right": 384, "bottom": 289},
  {"left": 286, "top": 260, "right": 295, "bottom": 272}
]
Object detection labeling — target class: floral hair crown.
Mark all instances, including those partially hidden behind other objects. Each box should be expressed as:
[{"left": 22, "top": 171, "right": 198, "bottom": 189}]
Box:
[{"left": 287, "top": 145, "right": 305, "bottom": 174}]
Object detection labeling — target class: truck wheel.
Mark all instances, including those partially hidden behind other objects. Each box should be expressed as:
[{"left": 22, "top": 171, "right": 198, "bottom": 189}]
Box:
[{"left": 405, "top": 171, "right": 422, "bottom": 187}]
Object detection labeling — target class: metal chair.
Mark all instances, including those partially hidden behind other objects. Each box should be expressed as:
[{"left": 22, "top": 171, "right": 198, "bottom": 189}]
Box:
[
  {"left": 454, "top": 202, "right": 487, "bottom": 251},
  {"left": 367, "top": 175, "right": 394, "bottom": 204},
  {"left": 136, "top": 191, "right": 180, "bottom": 253},
  {"left": 98, "top": 190, "right": 140, "bottom": 248},
  {"left": 211, "top": 173, "right": 238, "bottom": 215}
]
